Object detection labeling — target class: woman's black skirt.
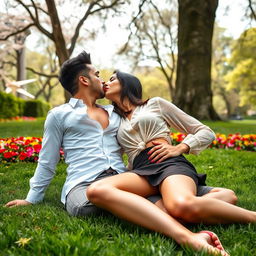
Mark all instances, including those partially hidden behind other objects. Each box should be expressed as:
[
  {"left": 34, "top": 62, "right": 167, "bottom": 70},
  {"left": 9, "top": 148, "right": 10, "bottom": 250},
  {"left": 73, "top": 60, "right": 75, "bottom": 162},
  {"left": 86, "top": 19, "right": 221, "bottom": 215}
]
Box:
[{"left": 130, "top": 147, "right": 207, "bottom": 187}]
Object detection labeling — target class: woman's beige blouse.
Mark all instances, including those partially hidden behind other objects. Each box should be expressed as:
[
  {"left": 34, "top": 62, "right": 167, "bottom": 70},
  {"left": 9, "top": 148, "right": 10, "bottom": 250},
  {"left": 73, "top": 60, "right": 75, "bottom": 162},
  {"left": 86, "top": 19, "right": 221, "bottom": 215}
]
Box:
[{"left": 117, "top": 97, "right": 216, "bottom": 169}]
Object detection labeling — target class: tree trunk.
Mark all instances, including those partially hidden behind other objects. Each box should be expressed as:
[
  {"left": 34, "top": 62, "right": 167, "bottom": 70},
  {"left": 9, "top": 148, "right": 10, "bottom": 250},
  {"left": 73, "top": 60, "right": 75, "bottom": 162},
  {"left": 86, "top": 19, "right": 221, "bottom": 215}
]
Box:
[
  {"left": 16, "top": 47, "right": 26, "bottom": 81},
  {"left": 15, "top": 47, "right": 27, "bottom": 99},
  {"left": 175, "top": 0, "right": 220, "bottom": 120},
  {"left": 45, "top": 0, "right": 71, "bottom": 102}
]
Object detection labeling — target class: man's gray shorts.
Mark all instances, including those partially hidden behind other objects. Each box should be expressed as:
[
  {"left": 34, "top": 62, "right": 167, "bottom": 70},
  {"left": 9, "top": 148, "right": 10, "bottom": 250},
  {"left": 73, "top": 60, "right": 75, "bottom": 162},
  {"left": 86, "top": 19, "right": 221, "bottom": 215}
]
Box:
[{"left": 65, "top": 169, "right": 213, "bottom": 217}]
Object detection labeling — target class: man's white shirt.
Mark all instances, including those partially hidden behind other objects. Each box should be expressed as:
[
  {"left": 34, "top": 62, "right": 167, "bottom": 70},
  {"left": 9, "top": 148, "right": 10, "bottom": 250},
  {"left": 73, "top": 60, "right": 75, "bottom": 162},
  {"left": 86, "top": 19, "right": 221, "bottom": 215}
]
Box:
[{"left": 26, "top": 98, "right": 127, "bottom": 205}]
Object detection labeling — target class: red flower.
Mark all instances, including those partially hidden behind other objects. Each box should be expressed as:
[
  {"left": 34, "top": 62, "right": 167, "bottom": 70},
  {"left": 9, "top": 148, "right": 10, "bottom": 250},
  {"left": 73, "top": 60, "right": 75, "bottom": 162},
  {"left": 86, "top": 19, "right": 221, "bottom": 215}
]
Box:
[
  {"left": 24, "top": 139, "right": 32, "bottom": 145},
  {"left": 0, "top": 149, "right": 6, "bottom": 153},
  {"left": 33, "top": 144, "right": 42, "bottom": 153},
  {"left": 10, "top": 144, "right": 19, "bottom": 150},
  {"left": 19, "top": 151, "right": 29, "bottom": 160},
  {"left": 4, "top": 151, "right": 18, "bottom": 159}
]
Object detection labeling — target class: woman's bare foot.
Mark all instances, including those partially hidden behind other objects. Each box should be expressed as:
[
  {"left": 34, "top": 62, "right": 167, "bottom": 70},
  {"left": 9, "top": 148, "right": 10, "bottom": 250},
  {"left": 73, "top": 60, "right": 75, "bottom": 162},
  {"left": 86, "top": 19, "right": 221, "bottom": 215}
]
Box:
[{"left": 183, "top": 231, "right": 229, "bottom": 256}]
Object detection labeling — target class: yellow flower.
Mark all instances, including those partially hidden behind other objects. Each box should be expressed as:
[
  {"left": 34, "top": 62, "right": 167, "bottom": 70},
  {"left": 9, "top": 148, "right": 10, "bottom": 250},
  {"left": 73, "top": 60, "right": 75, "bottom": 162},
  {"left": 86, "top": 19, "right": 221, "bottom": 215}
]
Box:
[
  {"left": 244, "top": 141, "right": 249, "bottom": 146},
  {"left": 15, "top": 237, "right": 32, "bottom": 247}
]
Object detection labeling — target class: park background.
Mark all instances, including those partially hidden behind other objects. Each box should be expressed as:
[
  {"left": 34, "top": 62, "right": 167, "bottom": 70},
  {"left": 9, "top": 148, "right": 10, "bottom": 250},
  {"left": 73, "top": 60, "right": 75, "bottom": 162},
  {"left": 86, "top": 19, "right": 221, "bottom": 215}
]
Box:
[{"left": 0, "top": 0, "right": 256, "bottom": 255}]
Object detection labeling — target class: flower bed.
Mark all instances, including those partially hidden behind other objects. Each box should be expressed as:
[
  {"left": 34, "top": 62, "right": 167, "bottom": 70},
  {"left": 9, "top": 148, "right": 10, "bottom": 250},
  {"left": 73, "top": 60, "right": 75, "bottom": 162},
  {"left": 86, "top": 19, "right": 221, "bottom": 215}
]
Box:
[
  {"left": 0, "top": 133, "right": 255, "bottom": 163},
  {"left": 0, "top": 116, "right": 37, "bottom": 122},
  {"left": 0, "top": 137, "right": 64, "bottom": 163},
  {"left": 171, "top": 132, "right": 256, "bottom": 151}
]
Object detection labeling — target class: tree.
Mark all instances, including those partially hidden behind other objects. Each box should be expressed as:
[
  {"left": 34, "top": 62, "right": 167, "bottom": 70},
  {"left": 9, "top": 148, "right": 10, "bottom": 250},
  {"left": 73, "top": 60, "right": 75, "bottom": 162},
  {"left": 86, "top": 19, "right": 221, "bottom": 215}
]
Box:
[
  {"left": 1, "top": 0, "right": 126, "bottom": 102},
  {"left": 225, "top": 28, "right": 256, "bottom": 108},
  {"left": 211, "top": 24, "right": 238, "bottom": 118},
  {"left": 174, "top": 0, "right": 220, "bottom": 120},
  {"left": 26, "top": 47, "right": 60, "bottom": 103},
  {"left": 136, "top": 67, "right": 171, "bottom": 101},
  {"left": 120, "top": 0, "right": 220, "bottom": 119},
  {"left": 119, "top": 0, "right": 177, "bottom": 99},
  {"left": 0, "top": 14, "right": 30, "bottom": 83}
]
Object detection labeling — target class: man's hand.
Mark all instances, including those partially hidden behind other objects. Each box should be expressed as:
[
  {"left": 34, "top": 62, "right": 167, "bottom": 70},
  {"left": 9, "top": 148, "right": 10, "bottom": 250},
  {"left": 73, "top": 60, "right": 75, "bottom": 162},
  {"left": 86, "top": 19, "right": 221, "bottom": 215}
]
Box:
[
  {"left": 147, "top": 142, "right": 190, "bottom": 163},
  {"left": 5, "top": 199, "right": 31, "bottom": 208}
]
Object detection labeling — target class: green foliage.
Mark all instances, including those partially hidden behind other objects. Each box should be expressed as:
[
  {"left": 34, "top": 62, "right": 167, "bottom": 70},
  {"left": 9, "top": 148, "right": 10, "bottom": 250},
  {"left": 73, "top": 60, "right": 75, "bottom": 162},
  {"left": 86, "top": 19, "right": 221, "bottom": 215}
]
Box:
[
  {"left": 23, "top": 100, "right": 51, "bottom": 117},
  {"left": 0, "top": 91, "right": 50, "bottom": 119},
  {"left": 0, "top": 91, "right": 20, "bottom": 118},
  {"left": 136, "top": 68, "right": 171, "bottom": 101},
  {"left": 211, "top": 24, "right": 238, "bottom": 117},
  {"left": 225, "top": 28, "right": 256, "bottom": 108},
  {"left": 16, "top": 98, "right": 26, "bottom": 117}
]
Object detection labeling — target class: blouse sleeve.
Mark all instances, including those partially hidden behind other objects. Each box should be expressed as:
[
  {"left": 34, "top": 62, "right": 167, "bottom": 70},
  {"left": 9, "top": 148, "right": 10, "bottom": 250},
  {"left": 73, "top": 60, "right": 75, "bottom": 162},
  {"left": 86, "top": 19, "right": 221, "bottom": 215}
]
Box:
[{"left": 155, "top": 97, "right": 216, "bottom": 155}]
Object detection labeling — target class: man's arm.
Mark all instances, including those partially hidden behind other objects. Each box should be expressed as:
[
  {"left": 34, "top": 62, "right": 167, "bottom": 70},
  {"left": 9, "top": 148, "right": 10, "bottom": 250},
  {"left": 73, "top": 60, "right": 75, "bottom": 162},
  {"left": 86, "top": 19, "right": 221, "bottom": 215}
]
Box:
[{"left": 5, "top": 110, "right": 63, "bottom": 207}]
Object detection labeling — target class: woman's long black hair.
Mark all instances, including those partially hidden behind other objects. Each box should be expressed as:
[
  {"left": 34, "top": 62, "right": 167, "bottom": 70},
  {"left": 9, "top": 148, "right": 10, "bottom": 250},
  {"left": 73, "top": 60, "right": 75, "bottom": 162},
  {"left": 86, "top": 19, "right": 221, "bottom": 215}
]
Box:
[{"left": 113, "top": 71, "right": 148, "bottom": 118}]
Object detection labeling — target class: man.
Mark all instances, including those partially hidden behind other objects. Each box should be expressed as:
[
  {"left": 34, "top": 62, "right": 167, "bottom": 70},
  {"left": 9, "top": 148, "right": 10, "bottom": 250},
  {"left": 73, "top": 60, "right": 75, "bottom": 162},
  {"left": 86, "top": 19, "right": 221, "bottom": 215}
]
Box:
[{"left": 5, "top": 51, "right": 126, "bottom": 216}]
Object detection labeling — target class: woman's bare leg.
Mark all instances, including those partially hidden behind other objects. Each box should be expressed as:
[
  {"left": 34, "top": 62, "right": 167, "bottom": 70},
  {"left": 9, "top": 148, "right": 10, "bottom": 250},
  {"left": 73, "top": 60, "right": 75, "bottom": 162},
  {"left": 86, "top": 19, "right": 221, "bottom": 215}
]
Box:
[
  {"left": 87, "top": 173, "right": 228, "bottom": 255},
  {"left": 160, "top": 175, "right": 256, "bottom": 224},
  {"left": 154, "top": 187, "right": 238, "bottom": 213}
]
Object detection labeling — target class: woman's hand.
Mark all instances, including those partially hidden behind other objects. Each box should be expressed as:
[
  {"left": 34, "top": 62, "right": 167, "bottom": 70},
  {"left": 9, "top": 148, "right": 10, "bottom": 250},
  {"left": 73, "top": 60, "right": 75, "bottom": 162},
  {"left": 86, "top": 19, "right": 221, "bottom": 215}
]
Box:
[
  {"left": 147, "top": 142, "right": 190, "bottom": 163},
  {"left": 5, "top": 199, "right": 31, "bottom": 208}
]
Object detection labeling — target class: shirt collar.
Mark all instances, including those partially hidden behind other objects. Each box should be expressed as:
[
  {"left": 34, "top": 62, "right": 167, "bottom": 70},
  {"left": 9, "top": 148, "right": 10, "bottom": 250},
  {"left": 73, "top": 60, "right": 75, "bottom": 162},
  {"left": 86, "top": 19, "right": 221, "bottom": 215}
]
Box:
[
  {"left": 101, "top": 104, "right": 114, "bottom": 116},
  {"left": 68, "top": 98, "right": 83, "bottom": 108},
  {"left": 68, "top": 98, "right": 114, "bottom": 116}
]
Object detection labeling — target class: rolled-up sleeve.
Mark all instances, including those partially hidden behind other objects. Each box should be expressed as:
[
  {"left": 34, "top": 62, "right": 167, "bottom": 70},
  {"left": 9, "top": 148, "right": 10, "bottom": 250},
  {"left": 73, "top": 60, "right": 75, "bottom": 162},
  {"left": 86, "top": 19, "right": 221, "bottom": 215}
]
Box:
[
  {"left": 26, "top": 111, "right": 63, "bottom": 204},
  {"left": 156, "top": 97, "right": 216, "bottom": 154}
]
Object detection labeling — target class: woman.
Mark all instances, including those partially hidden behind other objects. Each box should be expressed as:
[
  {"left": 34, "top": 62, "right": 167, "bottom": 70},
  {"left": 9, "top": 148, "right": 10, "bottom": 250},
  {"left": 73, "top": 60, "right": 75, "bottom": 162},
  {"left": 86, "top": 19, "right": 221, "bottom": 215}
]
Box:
[{"left": 87, "top": 71, "right": 255, "bottom": 255}]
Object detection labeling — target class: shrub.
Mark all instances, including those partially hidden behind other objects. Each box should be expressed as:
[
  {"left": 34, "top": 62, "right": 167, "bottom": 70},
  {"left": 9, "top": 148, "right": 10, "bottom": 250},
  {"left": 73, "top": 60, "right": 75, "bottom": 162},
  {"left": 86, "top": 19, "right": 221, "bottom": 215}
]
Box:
[
  {"left": 0, "top": 91, "right": 50, "bottom": 118},
  {"left": 23, "top": 100, "right": 51, "bottom": 117},
  {"left": 16, "top": 98, "right": 26, "bottom": 116},
  {"left": 0, "top": 91, "right": 20, "bottom": 118}
]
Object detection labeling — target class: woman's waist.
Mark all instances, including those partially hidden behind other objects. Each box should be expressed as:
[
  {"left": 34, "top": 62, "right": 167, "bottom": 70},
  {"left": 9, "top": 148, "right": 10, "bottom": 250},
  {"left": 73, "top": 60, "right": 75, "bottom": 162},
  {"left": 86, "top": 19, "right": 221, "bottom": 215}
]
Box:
[
  {"left": 123, "top": 137, "right": 170, "bottom": 154},
  {"left": 124, "top": 137, "right": 171, "bottom": 169},
  {"left": 145, "top": 137, "right": 169, "bottom": 148}
]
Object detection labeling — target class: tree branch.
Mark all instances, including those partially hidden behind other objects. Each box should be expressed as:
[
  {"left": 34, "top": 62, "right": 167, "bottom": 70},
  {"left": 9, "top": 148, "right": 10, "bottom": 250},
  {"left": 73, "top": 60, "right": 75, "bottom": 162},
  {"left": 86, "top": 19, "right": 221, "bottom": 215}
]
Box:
[
  {"left": 0, "top": 23, "right": 34, "bottom": 41},
  {"left": 69, "top": 0, "right": 123, "bottom": 55},
  {"left": 26, "top": 67, "right": 58, "bottom": 78},
  {"left": 89, "top": 0, "right": 122, "bottom": 15},
  {"left": 15, "top": 0, "right": 54, "bottom": 40},
  {"left": 118, "top": 0, "right": 149, "bottom": 53},
  {"left": 248, "top": 0, "right": 256, "bottom": 20},
  {"left": 68, "top": 2, "right": 96, "bottom": 55}
]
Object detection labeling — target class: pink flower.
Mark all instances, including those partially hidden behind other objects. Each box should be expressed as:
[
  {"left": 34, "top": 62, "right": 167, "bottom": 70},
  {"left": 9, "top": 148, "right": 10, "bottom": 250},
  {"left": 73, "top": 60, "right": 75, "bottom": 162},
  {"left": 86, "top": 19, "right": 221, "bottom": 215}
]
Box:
[
  {"left": 227, "top": 142, "right": 235, "bottom": 148},
  {"left": 25, "top": 147, "right": 34, "bottom": 157}
]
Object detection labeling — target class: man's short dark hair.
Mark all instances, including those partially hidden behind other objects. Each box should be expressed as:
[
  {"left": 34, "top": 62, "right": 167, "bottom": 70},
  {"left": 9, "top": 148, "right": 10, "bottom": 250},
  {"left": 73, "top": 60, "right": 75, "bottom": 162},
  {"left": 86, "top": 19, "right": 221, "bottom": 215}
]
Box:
[{"left": 59, "top": 51, "right": 92, "bottom": 95}]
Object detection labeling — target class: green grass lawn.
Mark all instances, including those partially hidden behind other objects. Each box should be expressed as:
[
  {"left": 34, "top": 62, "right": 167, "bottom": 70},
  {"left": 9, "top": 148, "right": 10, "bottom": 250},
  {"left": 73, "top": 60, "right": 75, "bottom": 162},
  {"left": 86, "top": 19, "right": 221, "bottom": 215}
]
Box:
[
  {"left": 0, "top": 118, "right": 45, "bottom": 138},
  {"left": 203, "top": 120, "right": 256, "bottom": 135},
  {"left": 0, "top": 119, "right": 256, "bottom": 255}
]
